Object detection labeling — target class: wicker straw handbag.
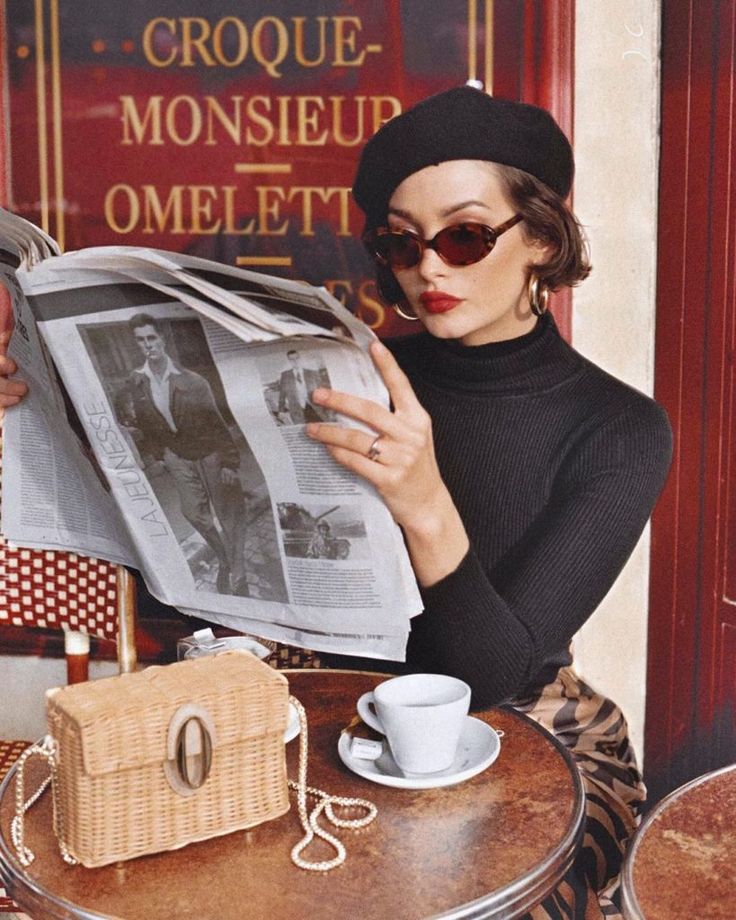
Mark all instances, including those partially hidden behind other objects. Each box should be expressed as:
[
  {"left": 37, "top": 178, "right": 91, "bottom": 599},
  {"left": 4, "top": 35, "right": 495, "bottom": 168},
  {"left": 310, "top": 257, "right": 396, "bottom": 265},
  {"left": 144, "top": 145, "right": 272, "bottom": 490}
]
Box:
[{"left": 11, "top": 650, "right": 376, "bottom": 872}]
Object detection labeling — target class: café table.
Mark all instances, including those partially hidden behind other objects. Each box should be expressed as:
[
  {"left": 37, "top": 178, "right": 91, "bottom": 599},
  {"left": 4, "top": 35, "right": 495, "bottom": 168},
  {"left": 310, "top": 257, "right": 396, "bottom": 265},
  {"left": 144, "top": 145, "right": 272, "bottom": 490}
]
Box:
[
  {"left": 621, "top": 762, "right": 736, "bottom": 919},
  {"left": 0, "top": 669, "right": 585, "bottom": 919}
]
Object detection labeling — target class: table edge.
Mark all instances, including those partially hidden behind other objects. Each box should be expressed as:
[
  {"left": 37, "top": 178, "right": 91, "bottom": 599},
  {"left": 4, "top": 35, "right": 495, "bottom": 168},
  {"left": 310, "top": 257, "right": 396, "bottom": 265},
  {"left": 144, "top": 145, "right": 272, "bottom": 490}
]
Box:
[
  {"left": 287, "top": 674, "right": 588, "bottom": 920},
  {"left": 621, "top": 762, "right": 736, "bottom": 920},
  {"left": 427, "top": 705, "right": 585, "bottom": 919},
  {"left": 0, "top": 751, "right": 119, "bottom": 920}
]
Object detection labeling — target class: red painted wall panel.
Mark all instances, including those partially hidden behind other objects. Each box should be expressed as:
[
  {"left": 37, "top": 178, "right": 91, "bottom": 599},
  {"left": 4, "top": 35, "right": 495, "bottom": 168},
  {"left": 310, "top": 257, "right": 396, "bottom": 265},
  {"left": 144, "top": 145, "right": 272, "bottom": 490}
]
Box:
[{"left": 647, "top": 0, "right": 736, "bottom": 799}]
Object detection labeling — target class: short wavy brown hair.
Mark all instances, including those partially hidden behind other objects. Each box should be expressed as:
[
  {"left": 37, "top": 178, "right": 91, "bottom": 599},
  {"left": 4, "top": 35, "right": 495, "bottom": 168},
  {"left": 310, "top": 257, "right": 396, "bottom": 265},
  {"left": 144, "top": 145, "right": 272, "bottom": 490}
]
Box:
[{"left": 366, "top": 163, "right": 591, "bottom": 307}]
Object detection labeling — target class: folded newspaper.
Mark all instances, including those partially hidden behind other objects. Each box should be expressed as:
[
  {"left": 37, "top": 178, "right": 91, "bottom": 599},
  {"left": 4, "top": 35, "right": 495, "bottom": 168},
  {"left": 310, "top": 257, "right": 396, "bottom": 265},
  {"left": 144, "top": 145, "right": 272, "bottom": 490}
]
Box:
[{"left": 0, "top": 209, "right": 422, "bottom": 660}]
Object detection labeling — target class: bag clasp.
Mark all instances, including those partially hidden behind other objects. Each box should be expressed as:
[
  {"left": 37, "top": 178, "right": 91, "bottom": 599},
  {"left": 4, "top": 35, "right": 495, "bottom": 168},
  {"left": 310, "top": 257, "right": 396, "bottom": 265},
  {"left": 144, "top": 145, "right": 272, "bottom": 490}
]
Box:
[{"left": 164, "top": 704, "right": 216, "bottom": 796}]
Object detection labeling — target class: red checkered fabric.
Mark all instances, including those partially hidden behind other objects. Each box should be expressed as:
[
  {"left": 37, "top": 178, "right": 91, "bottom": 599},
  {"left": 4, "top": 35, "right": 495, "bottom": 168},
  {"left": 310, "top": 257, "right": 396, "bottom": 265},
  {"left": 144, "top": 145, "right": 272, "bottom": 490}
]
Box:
[
  {"left": 0, "top": 539, "right": 120, "bottom": 639},
  {"left": 0, "top": 890, "right": 22, "bottom": 913}
]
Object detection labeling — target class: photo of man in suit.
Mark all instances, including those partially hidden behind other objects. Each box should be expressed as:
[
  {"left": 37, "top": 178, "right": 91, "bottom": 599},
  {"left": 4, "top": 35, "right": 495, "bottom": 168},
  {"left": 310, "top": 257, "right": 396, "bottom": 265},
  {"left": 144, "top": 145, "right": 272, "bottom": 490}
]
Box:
[
  {"left": 117, "top": 313, "right": 250, "bottom": 596},
  {"left": 277, "top": 349, "right": 327, "bottom": 425}
]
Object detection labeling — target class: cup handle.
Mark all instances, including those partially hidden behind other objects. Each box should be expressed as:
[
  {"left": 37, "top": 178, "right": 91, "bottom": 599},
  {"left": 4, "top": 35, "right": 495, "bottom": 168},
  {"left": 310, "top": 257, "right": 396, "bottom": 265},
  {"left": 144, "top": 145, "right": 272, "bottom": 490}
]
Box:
[{"left": 356, "top": 692, "right": 384, "bottom": 734}]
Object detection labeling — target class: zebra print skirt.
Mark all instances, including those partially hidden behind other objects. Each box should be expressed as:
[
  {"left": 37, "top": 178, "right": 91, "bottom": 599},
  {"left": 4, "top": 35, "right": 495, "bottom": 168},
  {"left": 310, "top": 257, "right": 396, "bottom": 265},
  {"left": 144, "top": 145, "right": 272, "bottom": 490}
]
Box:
[{"left": 512, "top": 666, "right": 646, "bottom": 920}]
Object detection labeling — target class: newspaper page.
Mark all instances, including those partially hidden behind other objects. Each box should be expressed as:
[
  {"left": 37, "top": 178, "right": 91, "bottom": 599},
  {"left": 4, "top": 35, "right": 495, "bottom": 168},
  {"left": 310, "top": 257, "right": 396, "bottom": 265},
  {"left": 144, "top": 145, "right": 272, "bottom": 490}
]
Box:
[
  {"left": 0, "top": 263, "right": 139, "bottom": 566},
  {"left": 42, "top": 245, "right": 377, "bottom": 350},
  {"left": 2, "top": 252, "right": 421, "bottom": 659}
]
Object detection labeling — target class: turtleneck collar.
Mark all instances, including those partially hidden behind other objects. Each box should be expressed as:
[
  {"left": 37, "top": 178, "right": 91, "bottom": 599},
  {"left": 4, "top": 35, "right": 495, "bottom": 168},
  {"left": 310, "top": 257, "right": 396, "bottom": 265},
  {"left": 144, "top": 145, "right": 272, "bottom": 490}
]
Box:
[{"left": 393, "top": 312, "right": 584, "bottom": 396}]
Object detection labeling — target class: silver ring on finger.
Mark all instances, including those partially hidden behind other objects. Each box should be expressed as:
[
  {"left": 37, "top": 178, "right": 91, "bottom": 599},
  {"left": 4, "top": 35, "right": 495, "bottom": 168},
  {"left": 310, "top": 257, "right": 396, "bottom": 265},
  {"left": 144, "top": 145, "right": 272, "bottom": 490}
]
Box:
[{"left": 366, "top": 435, "right": 383, "bottom": 462}]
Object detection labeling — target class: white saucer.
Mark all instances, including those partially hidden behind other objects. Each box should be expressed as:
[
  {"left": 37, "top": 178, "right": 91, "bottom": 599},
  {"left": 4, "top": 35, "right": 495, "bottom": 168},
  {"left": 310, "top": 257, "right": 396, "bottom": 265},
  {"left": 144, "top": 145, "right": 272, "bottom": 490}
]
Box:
[
  {"left": 337, "top": 716, "right": 501, "bottom": 789},
  {"left": 284, "top": 702, "right": 300, "bottom": 743}
]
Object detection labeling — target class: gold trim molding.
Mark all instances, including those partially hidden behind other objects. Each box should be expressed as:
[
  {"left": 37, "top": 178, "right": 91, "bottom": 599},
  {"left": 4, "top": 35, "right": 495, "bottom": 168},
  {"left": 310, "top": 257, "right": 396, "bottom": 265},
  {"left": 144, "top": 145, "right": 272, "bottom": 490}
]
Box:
[
  {"left": 33, "top": 0, "right": 65, "bottom": 249},
  {"left": 467, "top": 0, "right": 494, "bottom": 94}
]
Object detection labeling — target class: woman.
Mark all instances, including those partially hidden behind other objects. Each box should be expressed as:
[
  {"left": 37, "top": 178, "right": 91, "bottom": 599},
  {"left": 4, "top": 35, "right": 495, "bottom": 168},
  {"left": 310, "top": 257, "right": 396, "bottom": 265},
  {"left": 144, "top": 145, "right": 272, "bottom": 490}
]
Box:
[
  {"left": 0, "top": 86, "right": 671, "bottom": 918},
  {"left": 304, "top": 86, "right": 672, "bottom": 919}
]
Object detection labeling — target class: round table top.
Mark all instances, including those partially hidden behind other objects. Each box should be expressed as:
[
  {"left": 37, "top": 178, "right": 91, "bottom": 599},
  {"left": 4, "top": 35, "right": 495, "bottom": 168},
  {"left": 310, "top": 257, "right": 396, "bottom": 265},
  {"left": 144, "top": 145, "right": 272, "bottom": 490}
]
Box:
[
  {"left": 622, "top": 762, "right": 736, "bottom": 919},
  {"left": 0, "top": 669, "right": 584, "bottom": 920}
]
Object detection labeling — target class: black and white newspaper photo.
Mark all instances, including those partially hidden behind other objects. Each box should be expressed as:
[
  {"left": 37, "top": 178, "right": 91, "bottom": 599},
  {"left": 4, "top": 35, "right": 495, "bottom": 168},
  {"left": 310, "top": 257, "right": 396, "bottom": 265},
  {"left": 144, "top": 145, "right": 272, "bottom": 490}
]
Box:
[{"left": 78, "top": 310, "right": 288, "bottom": 604}]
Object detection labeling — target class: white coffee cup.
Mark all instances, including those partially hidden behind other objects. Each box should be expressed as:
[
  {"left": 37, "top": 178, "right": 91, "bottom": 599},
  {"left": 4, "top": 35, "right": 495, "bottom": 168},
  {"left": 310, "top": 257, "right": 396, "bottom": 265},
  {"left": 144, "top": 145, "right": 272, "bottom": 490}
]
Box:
[{"left": 356, "top": 673, "right": 471, "bottom": 774}]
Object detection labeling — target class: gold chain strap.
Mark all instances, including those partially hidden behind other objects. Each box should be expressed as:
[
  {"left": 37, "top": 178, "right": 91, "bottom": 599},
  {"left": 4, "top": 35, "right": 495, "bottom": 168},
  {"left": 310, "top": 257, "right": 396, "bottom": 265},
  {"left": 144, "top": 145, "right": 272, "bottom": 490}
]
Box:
[
  {"left": 10, "top": 736, "right": 77, "bottom": 867},
  {"left": 287, "top": 696, "right": 377, "bottom": 872}
]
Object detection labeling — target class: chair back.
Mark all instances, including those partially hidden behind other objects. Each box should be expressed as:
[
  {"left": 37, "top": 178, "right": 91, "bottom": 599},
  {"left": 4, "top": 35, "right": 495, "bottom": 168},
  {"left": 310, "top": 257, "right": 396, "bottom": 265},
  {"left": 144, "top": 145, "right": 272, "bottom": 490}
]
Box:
[{"left": 1, "top": 427, "right": 137, "bottom": 677}]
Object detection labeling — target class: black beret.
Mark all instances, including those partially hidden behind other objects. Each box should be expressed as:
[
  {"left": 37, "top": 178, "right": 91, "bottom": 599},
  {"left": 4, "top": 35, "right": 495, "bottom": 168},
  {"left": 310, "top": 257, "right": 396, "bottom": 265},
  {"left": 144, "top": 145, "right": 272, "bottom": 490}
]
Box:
[{"left": 352, "top": 86, "right": 574, "bottom": 219}]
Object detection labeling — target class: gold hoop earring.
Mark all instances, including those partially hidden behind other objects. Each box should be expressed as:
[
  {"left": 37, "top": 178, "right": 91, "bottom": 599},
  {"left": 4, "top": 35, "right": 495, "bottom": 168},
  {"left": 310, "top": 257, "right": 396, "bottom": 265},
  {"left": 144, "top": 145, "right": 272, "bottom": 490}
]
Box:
[
  {"left": 392, "top": 303, "right": 420, "bottom": 322},
  {"left": 528, "top": 275, "right": 550, "bottom": 317}
]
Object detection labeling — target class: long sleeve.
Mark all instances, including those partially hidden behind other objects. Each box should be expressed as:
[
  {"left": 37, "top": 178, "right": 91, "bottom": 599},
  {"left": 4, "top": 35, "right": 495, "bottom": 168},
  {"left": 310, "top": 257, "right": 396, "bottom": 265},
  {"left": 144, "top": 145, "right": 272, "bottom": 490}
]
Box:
[
  {"left": 323, "top": 316, "right": 673, "bottom": 709},
  {"left": 413, "top": 401, "right": 672, "bottom": 708}
]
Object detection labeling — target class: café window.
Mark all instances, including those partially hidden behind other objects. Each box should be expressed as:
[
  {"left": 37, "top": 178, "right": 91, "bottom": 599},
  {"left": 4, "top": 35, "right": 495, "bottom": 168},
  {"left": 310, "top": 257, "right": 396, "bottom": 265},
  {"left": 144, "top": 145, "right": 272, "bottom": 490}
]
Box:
[{"left": 0, "top": 0, "right": 574, "bottom": 657}]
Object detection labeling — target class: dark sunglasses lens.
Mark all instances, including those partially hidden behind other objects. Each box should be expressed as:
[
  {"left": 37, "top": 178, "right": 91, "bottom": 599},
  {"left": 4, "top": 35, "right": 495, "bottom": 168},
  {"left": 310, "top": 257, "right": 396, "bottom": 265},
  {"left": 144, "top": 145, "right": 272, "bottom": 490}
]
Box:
[
  {"left": 436, "top": 224, "right": 493, "bottom": 265},
  {"left": 373, "top": 231, "right": 422, "bottom": 269}
]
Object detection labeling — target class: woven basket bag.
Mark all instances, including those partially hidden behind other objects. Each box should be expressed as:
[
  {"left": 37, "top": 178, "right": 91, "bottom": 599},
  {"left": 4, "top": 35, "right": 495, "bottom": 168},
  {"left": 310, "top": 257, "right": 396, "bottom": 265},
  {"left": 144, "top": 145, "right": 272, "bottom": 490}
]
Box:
[{"left": 42, "top": 650, "right": 289, "bottom": 867}]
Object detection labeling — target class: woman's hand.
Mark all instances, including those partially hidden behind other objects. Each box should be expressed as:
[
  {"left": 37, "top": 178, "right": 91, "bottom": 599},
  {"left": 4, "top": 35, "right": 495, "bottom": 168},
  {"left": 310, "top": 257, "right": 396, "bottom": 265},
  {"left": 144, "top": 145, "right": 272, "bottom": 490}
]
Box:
[
  {"left": 306, "top": 340, "right": 469, "bottom": 585},
  {"left": 308, "top": 340, "right": 440, "bottom": 525},
  {"left": 0, "top": 330, "right": 28, "bottom": 409}
]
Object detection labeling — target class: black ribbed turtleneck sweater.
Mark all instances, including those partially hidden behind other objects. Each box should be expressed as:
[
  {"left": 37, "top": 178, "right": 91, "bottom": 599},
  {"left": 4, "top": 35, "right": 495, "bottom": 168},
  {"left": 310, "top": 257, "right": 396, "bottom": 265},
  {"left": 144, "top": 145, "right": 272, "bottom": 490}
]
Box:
[{"left": 335, "top": 313, "right": 672, "bottom": 709}]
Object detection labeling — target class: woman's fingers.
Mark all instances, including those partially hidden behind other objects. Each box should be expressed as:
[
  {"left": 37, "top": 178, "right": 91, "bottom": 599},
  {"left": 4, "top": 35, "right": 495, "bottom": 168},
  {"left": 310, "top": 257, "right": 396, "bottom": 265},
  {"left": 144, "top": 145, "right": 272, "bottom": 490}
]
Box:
[
  {"left": 311, "top": 342, "right": 415, "bottom": 416},
  {"left": 311, "top": 387, "right": 404, "bottom": 440},
  {"left": 0, "top": 350, "right": 17, "bottom": 375},
  {"left": 307, "top": 342, "right": 439, "bottom": 518},
  {"left": 0, "top": 379, "right": 28, "bottom": 405},
  {"left": 0, "top": 346, "right": 27, "bottom": 406},
  {"left": 323, "top": 443, "right": 389, "bottom": 483},
  {"left": 368, "top": 340, "right": 423, "bottom": 414},
  {"left": 311, "top": 344, "right": 427, "bottom": 437},
  {"left": 307, "top": 422, "right": 383, "bottom": 459}
]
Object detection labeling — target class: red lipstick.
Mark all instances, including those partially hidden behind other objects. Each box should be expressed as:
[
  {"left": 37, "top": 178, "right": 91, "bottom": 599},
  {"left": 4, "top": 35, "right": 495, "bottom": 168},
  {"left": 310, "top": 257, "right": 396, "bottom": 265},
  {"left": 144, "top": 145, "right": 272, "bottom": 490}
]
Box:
[{"left": 419, "top": 291, "right": 462, "bottom": 314}]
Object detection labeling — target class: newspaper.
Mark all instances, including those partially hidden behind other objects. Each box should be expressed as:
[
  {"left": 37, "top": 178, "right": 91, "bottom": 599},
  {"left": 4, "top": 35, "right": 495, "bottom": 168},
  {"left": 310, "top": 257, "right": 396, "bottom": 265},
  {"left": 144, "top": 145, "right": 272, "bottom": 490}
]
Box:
[{"left": 0, "top": 214, "right": 422, "bottom": 660}]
